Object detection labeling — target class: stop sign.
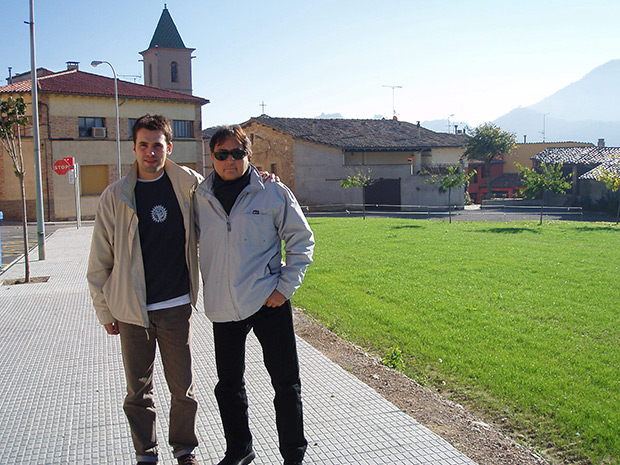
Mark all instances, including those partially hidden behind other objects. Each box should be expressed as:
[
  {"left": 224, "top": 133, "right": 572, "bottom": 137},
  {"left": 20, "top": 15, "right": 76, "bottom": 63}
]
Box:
[{"left": 53, "top": 158, "right": 73, "bottom": 175}]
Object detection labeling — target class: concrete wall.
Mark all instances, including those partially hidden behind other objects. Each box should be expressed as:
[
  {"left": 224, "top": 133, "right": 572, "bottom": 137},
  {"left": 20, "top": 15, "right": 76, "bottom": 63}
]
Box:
[
  {"left": 294, "top": 142, "right": 460, "bottom": 207},
  {"left": 294, "top": 142, "right": 348, "bottom": 206},
  {"left": 344, "top": 147, "right": 465, "bottom": 173}
]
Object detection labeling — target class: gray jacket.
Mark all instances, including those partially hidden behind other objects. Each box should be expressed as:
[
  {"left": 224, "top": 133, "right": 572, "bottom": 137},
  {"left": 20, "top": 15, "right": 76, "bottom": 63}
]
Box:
[{"left": 195, "top": 166, "right": 314, "bottom": 322}]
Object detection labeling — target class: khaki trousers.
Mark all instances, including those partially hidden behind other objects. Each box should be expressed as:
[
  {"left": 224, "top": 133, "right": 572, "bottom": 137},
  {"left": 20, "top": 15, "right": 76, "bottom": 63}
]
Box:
[{"left": 118, "top": 304, "right": 198, "bottom": 463}]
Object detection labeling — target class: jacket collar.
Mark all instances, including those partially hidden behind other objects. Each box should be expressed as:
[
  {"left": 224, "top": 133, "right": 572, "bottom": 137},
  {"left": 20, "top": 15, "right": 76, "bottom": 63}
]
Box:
[
  {"left": 200, "top": 164, "right": 264, "bottom": 196},
  {"left": 119, "top": 159, "right": 198, "bottom": 207}
]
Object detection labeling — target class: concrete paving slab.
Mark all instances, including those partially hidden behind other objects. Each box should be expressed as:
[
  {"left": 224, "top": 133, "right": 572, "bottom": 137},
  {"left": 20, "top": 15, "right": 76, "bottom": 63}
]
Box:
[{"left": 0, "top": 227, "right": 477, "bottom": 465}]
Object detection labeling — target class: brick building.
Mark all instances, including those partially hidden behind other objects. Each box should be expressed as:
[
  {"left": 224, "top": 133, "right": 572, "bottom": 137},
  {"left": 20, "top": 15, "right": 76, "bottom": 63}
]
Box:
[{"left": 0, "top": 6, "right": 208, "bottom": 221}]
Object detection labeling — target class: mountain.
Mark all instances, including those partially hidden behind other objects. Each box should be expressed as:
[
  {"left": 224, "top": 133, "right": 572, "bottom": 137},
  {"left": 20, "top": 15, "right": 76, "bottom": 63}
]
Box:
[
  {"left": 528, "top": 60, "right": 620, "bottom": 122},
  {"left": 493, "top": 60, "right": 620, "bottom": 146}
]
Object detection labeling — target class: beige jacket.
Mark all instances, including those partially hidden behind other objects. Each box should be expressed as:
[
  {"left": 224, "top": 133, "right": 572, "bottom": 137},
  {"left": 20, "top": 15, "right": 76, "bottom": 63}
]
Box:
[{"left": 87, "top": 160, "right": 203, "bottom": 327}]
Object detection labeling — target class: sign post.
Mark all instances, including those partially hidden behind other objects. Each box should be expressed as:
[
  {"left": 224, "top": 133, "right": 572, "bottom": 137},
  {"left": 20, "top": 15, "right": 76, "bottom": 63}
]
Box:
[{"left": 53, "top": 157, "right": 81, "bottom": 228}]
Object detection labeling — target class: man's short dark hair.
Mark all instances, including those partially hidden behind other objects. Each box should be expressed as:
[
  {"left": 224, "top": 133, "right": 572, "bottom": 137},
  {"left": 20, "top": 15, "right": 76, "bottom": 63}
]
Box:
[
  {"left": 132, "top": 114, "right": 173, "bottom": 144},
  {"left": 209, "top": 125, "right": 251, "bottom": 153}
]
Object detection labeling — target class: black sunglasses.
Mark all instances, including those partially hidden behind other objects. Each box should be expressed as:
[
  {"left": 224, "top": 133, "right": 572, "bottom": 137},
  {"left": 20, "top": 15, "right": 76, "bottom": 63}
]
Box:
[{"left": 213, "top": 148, "right": 248, "bottom": 161}]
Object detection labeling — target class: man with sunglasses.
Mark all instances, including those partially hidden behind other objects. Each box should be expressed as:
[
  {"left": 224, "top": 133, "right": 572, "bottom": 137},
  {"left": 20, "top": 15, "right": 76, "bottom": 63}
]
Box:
[{"left": 195, "top": 125, "right": 314, "bottom": 465}]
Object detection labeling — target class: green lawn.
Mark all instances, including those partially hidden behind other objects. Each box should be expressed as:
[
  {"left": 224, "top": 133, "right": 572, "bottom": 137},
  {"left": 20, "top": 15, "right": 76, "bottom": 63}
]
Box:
[{"left": 293, "top": 217, "right": 620, "bottom": 464}]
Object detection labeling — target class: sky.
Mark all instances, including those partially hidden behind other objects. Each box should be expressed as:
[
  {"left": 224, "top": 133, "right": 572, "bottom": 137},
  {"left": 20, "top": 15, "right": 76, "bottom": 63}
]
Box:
[{"left": 2, "top": 0, "right": 620, "bottom": 131}]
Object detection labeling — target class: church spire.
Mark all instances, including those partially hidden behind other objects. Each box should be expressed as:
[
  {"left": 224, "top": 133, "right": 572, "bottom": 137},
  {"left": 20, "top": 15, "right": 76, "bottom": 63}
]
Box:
[
  {"left": 140, "top": 5, "right": 195, "bottom": 95},
  {"left": 148, "top": 6, "right": 186, "bottom": 49}
]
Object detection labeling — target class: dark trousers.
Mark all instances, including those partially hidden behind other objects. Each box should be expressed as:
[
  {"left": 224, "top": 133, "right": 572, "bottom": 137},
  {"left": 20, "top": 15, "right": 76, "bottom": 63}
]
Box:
[{"left": 213, "top": 300, "right": 307, "bottom": 463}]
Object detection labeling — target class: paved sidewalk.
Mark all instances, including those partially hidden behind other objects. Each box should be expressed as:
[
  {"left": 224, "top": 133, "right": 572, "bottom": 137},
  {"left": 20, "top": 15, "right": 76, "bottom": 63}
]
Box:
[{"left": 0, "top": 227, "right": 477, "bottom": 465}]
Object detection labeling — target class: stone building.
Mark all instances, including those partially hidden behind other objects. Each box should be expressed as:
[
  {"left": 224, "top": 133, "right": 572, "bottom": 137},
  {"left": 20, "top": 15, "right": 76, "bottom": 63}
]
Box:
[{"left": 204, "top": 116, "right": 467, "bottom": 209}]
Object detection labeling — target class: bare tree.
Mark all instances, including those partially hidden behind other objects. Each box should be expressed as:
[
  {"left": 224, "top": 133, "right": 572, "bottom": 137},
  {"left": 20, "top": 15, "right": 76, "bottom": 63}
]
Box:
[{"left": 0, "top": 96, "right": 31, "bottom": 282}]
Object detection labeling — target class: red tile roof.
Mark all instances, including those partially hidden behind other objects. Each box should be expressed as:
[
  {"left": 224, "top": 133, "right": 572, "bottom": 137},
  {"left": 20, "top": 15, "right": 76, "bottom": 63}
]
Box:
[{"left": 0, "top": 69, "right": 208, "bottom": 105}]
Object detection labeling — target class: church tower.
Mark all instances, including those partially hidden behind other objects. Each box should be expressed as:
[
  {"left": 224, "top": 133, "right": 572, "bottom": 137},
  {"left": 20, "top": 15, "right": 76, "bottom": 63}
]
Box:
[{"left": 140, "top": 5, "right": 194, "bottom": 95}]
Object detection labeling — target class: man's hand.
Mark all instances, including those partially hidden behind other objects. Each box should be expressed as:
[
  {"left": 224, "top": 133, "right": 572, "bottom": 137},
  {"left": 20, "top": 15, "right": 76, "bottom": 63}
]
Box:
[
  {"left": 104, "top": 321, "right": 120, "bottom": 335},
  {"left": 260, "top": 171, "right": 280, "bottom": 183},
  {"left": 264, "top": 290, "right": 286, "bottom": 308}
]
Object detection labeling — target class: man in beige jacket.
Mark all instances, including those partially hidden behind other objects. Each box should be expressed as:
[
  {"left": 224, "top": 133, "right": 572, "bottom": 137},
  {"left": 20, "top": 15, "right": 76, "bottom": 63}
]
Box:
[{"left": 87, "top": 114, "right": 202, "bottom": 465}]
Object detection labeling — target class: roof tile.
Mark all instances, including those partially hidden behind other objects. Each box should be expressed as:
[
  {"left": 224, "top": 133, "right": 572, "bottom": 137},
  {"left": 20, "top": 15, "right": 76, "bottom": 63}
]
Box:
[
  {"left": 532, "top": 146, "right": 620, "bottom": 165},
  {"left": 0, "top": 69, "right": 208, "bottom": 104},
  {"left": 244, "top": 115, "right": 466, "bottom": 151}
]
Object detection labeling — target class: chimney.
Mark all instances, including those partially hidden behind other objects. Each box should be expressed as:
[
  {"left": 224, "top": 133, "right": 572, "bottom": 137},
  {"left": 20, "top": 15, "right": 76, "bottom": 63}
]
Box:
[
  {"left": 7, "top": 67, "right": 12, "bottom": 84},
  {"left": 417, "top": 121, "right": 421, "bottom": 138},
  {"left": 523, "top": 135, "right": 527, "bottom": 143},
  {"left": 66, "top": 61, "right": 80, "bottom": 71},
  {"left": 598, "top": 138, "right": 605, "bottom": 147},
  {"left": 392, "top": 115, "right": 398, "bottom": 121}
]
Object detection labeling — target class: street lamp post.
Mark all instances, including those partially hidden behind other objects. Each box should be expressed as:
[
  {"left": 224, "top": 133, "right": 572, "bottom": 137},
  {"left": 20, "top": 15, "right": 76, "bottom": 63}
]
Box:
[{"left": 91, "top": 60, "right": 121, "bottom": 179}]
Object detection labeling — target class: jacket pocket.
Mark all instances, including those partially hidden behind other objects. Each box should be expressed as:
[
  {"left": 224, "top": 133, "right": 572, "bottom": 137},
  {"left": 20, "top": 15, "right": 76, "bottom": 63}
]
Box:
[{"left": 238, "top": 213, "right": 273, "bottom": 247}]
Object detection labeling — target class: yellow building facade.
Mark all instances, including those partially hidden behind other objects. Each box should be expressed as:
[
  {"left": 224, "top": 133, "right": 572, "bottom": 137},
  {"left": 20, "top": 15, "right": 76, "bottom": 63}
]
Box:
[
  {"left": 0, "top": 68, "right": 207, "bottom": 221},
  {"left": 504, "top": 141, "right": 594, "bottom": 173}
]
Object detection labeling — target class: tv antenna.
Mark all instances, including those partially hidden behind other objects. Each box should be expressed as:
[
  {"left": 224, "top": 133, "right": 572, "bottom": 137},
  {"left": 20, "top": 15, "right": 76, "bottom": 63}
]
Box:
[
  {"left": 118, "top": 74, "right": 142, "bottom": 83},
  {"left": 382, "top": 85, "right": 402, "bottom": 117},
  {"left": 541, "top": 113, "right": 550, "bottom": 142},
  {"left": 447, "top": 114, "right": 454, "bottom": 133}
]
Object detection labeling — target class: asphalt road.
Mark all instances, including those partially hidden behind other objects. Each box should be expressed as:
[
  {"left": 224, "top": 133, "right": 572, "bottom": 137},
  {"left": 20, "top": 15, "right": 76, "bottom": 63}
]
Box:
[
  {"left": 305, "top": 205, "right": 615, "bottom": 223},
  {"left": 0, "top": 221, "right": 82, "bottom": 272}
]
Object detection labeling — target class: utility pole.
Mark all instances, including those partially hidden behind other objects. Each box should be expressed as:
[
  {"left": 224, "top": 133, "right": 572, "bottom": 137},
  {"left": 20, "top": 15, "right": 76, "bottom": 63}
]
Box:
[
  {"left": 382, "top": 85, "right": 402, "bottom": 118},
  {"left": 28, "top": 0, "right": 46, "bottom": 259}
]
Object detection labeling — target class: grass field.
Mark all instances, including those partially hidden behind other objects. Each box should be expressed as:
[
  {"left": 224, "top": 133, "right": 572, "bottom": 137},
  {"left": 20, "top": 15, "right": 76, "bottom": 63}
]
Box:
[{"left": 293, "top": 217, "right": 620, "bottom": 464}]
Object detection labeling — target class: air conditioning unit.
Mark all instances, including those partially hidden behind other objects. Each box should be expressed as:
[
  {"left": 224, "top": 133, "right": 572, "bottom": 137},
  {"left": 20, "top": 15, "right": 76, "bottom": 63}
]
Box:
[{"left": 91, "top": 127, "right": 107, "bottom": 138}]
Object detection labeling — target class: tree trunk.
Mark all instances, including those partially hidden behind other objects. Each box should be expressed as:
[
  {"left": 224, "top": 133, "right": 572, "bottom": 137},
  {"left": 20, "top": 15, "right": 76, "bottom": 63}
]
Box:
[
  {"left": 19, "top": 174, "right": 30, "bottom": 282},
  {"left": 616, "top": 200, "right": 619, "bottom": 225},
  {"left": 485, "top": 160, "right": 493, "bottom": 201},
  {"left": 448, "top": 187, "right": 452, "bottom": 223},
  {"left": 539, "top": 198, "right": 544, "bottom": 226},
  {"left": 362, "top": 185, "right": 366, "bottom": 220}
]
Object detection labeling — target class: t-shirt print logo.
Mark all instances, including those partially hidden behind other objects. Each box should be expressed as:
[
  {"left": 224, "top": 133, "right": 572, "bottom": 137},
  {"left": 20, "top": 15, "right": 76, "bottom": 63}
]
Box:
[{"left": 151, "top": 205, "right": 168, "bottom": 223}]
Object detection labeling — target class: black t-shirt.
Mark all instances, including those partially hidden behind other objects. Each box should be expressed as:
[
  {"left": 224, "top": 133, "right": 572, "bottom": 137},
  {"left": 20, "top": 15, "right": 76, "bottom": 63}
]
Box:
[{"left": 134, "top": 172, "right": 189, "bottom": 305}]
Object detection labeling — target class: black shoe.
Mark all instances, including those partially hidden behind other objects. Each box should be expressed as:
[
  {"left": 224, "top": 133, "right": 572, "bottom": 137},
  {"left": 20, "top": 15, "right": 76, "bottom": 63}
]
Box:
[
  {"left": 178, "top": 453, "right": 199, "bottom": 465},
  {"left": 216, "top": 450, "right": 255, "bottom": 465},
  {"left": 283, "top": 461, "right": 302, "bottom": 465}
]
